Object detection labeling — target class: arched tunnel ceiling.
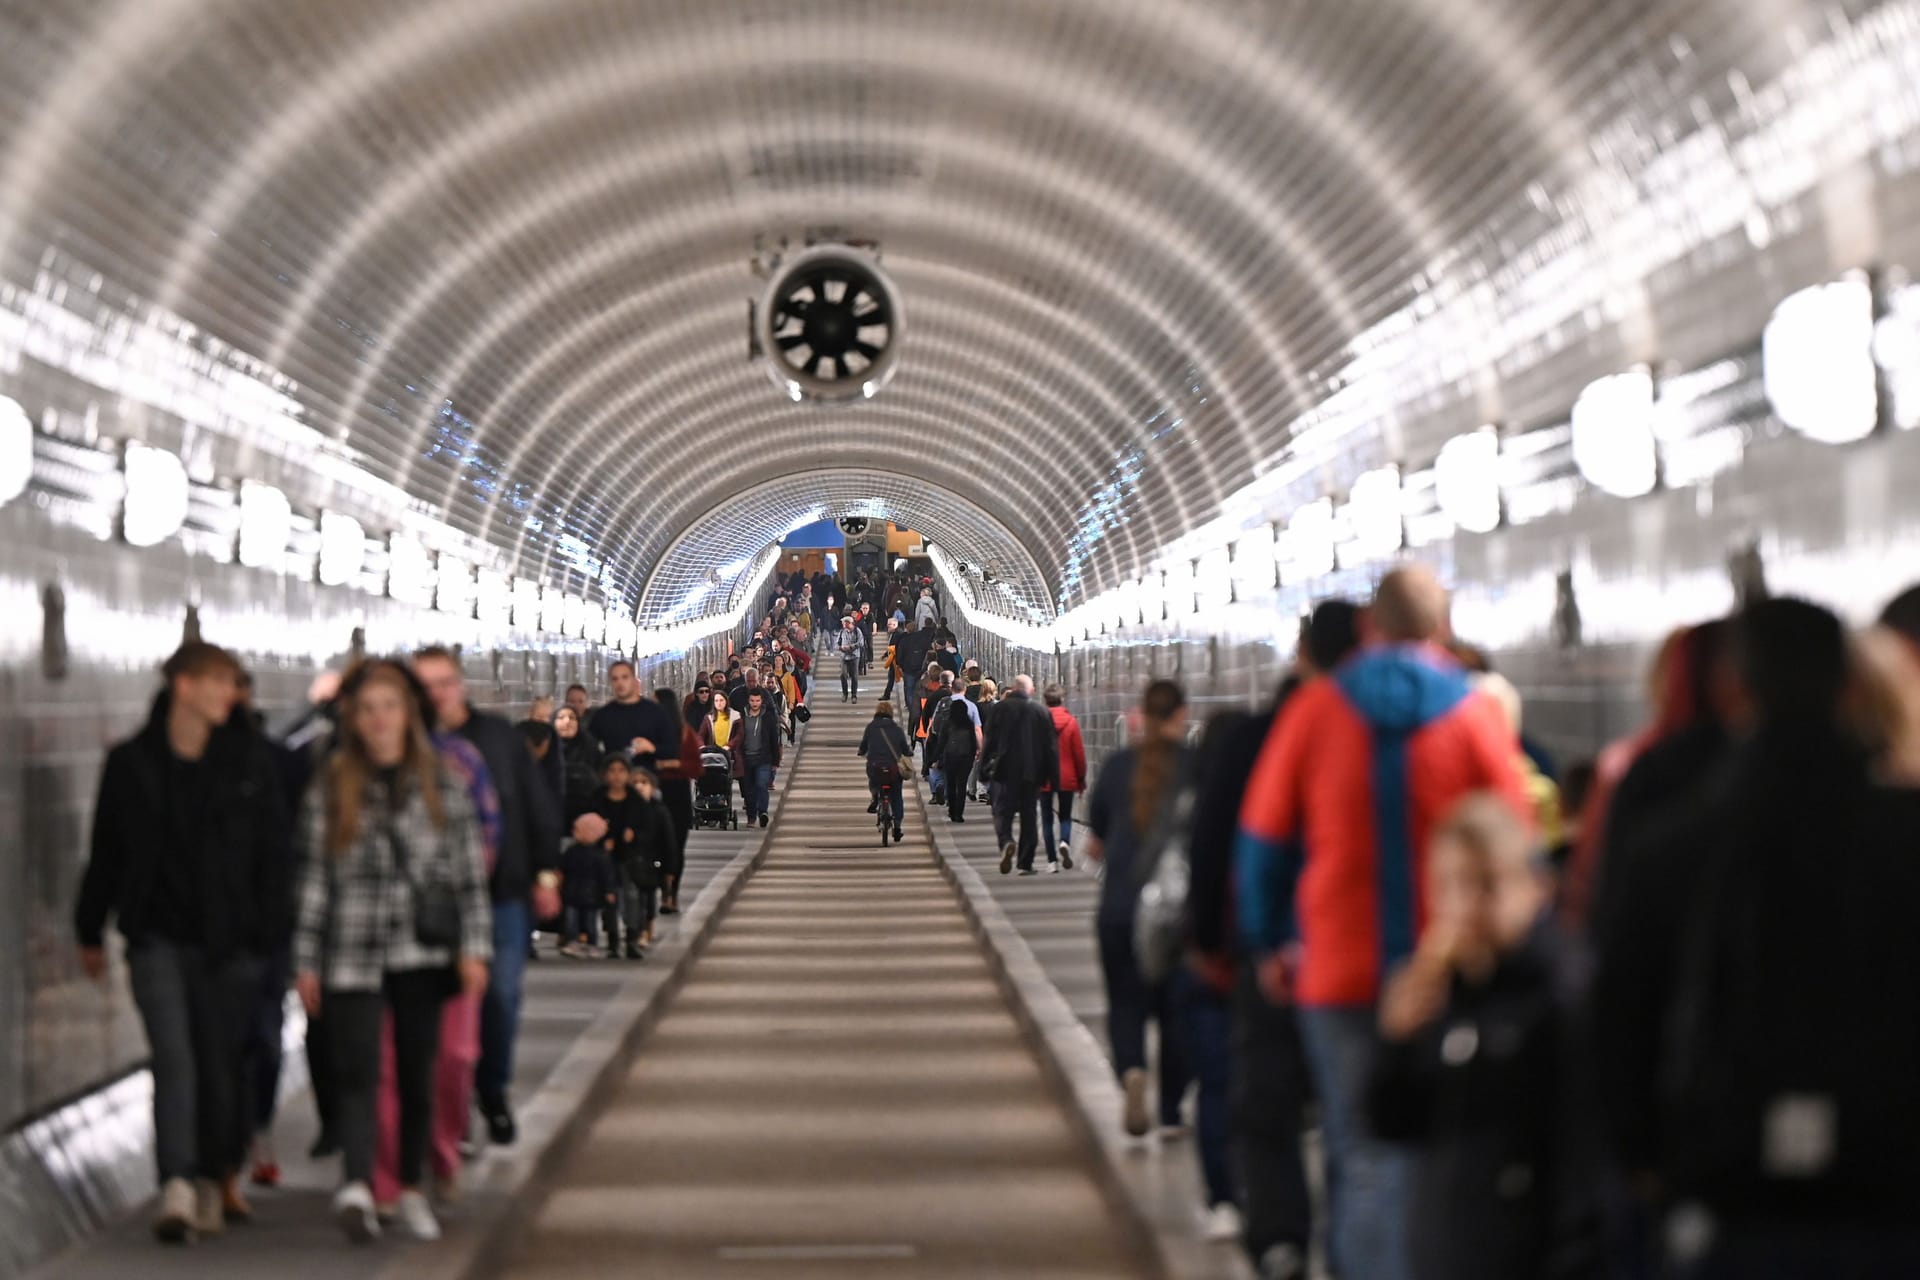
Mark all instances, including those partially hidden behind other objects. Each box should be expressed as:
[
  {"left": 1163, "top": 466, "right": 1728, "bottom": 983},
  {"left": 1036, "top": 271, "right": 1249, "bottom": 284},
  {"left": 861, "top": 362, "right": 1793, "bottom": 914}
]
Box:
[{"left": 0, "top": 0, "right": 1876, "bottom": 623}]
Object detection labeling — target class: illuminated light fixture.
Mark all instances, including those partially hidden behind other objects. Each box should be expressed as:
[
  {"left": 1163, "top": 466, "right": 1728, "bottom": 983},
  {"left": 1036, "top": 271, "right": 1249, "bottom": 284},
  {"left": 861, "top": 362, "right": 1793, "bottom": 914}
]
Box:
[
  {"left": 122, "top": 443, "right": 189, "bottom": 548},
  {"left": 581, "top": 602, "right": 606, "bottom": 645},
  {"left": 1283, "top": 498, "right": 1335, "bottom": 585},
  {"left": 318, "top": 511, "right": 365, "bottom": 587},
  {"left": 435, "top": 553, "right": 473, "bottom": 616},
  {"left": 512, "top": 577, "right": 542, "bottom": 629},
  {"left": 1137, "top": 572, "right": 1165, "bottom": 623},
  {"left": 1764, "top": 274, "right": 1878, "bottom": 445},
  {"left": 477, "top": 569, "right": 511, "bottom": 624},
  {"left": 561, "top": 593, "right": 586, "bottom": 637},
  {"left": 1162, "top": 561, "right": 1197, "bottom": 617},
  {"left": 1874, "top": 284, "right": 1920, "bottom": 430},
  {"left": 236, "top": 482, "right": 291, "bottom": 570},
  {"left": 1435, "top": 429, "right": 1502, "bottom": 534},
  {"left": 1347, "top": 465, "right": 1404, "bottom": 561},
  {"left": 1571, "top": 368, "right": 1658, "bottom": 499},
  {"left": 387, "top": 533, "right": 435, "bottom": 607},
  {"left": 1232, "top": 525, "right": 1278, "bottom": 592},
  {"left": 1197, "top": 546, "right": 1233, "bottom": 609},
  {"left": 540, "top": 587, "right": 567, "bottom": 633},
  {"left": 0, "top": 394, "right": 33, "bottom": 505}
]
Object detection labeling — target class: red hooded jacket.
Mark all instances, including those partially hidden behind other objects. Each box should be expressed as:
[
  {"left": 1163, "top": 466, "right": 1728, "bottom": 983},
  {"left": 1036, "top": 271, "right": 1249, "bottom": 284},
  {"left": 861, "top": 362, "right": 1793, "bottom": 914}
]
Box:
[{"left": 1041, "top": 705, "right": 1087, "bottom": 794}]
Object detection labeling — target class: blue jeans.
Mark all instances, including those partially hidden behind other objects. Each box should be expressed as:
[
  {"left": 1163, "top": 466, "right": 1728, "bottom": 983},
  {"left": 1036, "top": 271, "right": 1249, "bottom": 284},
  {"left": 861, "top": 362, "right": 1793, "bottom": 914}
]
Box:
[
  {"left": 1297, "top": 1004, "right": 1415, "bottom": 1280},
  {"left": 742, "top": 762, "right": 773, "bottom": 821},
  {"left": 478, "top": 897, "right": 530, "bottom": 1105},
  {"left": 1039, "top": 792, "right": 1076, "bottom": 862},
  {"left": 1172, "top": 967, "right": 1237, "bottom": 1209}
]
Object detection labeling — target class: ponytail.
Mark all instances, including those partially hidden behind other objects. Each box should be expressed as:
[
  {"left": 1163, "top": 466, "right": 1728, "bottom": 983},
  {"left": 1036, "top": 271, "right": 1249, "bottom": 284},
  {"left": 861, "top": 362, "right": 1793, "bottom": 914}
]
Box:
[{"left": 1130, "top": 680, "right": 1187, "bottom": 833}]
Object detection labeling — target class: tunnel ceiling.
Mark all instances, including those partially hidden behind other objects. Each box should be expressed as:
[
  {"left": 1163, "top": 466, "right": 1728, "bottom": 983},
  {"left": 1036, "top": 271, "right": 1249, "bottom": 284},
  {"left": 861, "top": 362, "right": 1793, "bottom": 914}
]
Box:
[{"left": 0, "top": 0, "right": 1893, "bottom": 625}]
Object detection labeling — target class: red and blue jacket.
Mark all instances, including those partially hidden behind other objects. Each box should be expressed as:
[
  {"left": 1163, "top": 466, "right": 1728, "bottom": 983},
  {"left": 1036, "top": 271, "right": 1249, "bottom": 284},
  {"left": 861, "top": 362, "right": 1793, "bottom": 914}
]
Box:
[{"left": 1234, "top": 644, "right": 1530, "bottom": 1007}]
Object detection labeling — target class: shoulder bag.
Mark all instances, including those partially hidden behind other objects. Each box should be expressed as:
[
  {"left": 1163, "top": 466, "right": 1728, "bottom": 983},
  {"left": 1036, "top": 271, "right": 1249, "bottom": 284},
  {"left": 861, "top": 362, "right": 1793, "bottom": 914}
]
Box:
[{"left": 388, "top": 822, "right": 462, "bottom": 950}]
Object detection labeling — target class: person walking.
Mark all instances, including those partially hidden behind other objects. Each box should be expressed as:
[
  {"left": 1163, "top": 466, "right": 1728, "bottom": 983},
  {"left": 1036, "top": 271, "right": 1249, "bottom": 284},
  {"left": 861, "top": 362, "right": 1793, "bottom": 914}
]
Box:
[
  {"left": 652, "top": 688, "right": 701, "bottom": 914},
  {"left": 1084, "top": 680, "right": 1193, "bottom": 1141},
  {"left": 1038, "top": 683, "right": 1086, "bottom": 870},
  {"left": 75, "top": 642, "right": 289, "bottom": 1244},
  {"left": 588, "top": 660, "right": 674, "bottom": 779},
  {"left": 914, "top": 585, "right": 938, "bottom": 630},
  {"left": 732, "top": 688, "right": 783, "bottom": 828},
  {"left": 932, "top": 671, "right": 984, "bottom": 823},
  {"left": 412, "top": 647, "right": 560, "bottom": 1150},
  {"left": 1215, "top": 601, "right": 1360, "bottom": 1279},
  {"left": 858, "top": 700, "right": 912, "bottom": 842},
  {"left": 983, "top": 674, "right": 1060, "bottom": 875},
  {"left": 553, "top": 705, "right": 603, "bottom": 823},
  {"left": 826, "top": 614, "right": 862, "bottom": 702},
  {"left": 292, "top": 659, "right": 492, "bottom": 1244},
  {"left": 1233, "top": 567, "right": 1530, "bottom": 1280}
]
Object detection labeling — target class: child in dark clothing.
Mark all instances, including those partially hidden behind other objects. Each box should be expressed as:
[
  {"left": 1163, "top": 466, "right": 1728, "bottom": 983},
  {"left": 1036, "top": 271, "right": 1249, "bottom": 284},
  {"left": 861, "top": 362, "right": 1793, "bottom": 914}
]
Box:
[
  {"left": 585, "top": 755, "right": 645, "bottom": 958},
  {"left": 609, "top": 767, "right": 676, "bottom": 958},
  {"left": 558, "top": 816, "right": 617, "bottom": 958},
  {"left": 1368, "top": 794, "right": 1600, "bottom": 1280}
]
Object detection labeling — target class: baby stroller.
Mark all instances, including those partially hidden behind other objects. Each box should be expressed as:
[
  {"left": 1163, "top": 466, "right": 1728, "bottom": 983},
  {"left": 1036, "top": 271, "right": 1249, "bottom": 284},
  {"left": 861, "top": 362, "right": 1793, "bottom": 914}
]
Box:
[{"left": 693, "top": 747, "right": 738, "bottom": 830}]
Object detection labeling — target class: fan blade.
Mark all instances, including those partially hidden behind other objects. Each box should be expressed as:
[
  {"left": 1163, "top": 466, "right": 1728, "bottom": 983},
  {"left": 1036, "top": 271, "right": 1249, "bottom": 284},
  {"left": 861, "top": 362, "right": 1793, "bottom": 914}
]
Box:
[
  {"left": 777, "top": 332, "right": 808, "bottom": 351},
  {"left": 807, "top": 352, "right": 825, "bottom": 378},
  {"left": 854, "top": 340, "right": 882, "bottom": 359},
  {"left": 784, "top": 296, "right": 812, "bottom": 317}
]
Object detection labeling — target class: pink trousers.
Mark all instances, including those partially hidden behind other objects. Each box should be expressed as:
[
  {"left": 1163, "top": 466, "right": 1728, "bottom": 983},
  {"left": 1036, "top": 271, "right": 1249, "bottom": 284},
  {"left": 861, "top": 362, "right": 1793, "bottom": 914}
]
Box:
[{"left": 372, "top": 988, "right": 481, "bottom": 1205}]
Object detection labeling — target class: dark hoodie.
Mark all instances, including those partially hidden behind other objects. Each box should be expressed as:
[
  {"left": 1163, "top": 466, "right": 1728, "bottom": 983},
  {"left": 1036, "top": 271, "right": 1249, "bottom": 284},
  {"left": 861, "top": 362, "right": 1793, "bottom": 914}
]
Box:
[{"left": 75, "top": 691, "right": 290, "bottom": 959}]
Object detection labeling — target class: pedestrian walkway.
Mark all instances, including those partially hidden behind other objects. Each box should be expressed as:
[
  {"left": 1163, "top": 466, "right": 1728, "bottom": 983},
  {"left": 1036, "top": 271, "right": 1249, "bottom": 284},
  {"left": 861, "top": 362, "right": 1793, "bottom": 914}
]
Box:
[
  {"left": 32, "top": 773, "right": 780, "bottom": 1280},
  {"left": 496, "top": 696, "right": 1152, "bottom": 1279},
  {"left": 912, "top": 766, "right": 1257, "bottom": 1280}
]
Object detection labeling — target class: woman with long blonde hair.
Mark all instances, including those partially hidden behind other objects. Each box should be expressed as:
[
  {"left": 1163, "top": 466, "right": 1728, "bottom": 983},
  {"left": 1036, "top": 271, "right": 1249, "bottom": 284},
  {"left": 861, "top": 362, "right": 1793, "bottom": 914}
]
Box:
[{"left": 292, "top": 660, "right": 491, "bottom": 1245}]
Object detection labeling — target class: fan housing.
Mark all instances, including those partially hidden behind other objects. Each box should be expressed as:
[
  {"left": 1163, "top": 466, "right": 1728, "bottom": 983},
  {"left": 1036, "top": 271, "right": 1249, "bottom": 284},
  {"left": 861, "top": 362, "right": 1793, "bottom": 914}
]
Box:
[{"left": 754, "top": 245, "right": 903, "bottom": 402}]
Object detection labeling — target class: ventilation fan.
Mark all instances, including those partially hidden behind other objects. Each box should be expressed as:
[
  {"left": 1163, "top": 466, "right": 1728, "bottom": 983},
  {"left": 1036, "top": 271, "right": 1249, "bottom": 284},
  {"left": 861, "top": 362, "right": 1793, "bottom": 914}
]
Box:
[
  {"left": 754, "top": 245, "right": 902, "bottom": 402},
  {"left": 837, "top": 516, "right": 871, "bottom": 537}
]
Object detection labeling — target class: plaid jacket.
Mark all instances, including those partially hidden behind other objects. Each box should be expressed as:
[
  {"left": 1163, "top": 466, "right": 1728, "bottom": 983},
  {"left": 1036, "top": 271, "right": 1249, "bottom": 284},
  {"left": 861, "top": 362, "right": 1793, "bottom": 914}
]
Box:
[{"left": 292, "top": 765, "right": 494, "bottom": 992}]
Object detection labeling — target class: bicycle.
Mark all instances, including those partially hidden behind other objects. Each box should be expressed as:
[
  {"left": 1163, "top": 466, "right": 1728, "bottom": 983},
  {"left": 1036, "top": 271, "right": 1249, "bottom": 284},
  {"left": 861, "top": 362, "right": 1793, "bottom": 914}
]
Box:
[{"left": 875, "top": 774, "right": 896, "bottom": 846}]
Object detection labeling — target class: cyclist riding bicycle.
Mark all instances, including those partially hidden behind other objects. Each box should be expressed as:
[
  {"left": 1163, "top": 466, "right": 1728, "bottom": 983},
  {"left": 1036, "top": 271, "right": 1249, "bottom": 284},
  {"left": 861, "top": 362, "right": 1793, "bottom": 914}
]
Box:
[{"left": 858, "top": 699, "right": 911, "bottom": 845}]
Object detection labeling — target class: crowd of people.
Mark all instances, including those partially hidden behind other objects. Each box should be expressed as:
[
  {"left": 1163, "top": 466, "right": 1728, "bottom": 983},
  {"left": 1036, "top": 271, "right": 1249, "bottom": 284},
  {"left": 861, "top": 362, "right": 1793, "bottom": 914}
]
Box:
[
  {"left": 68, "top": 553, "right": 1920, "bottom": 1277},
  {"left": 1081, "top": 563, "right": 1920, "bottom": 1280},
  {"left": 73, "top": 644, "right": 733, "bottom": 1247}
]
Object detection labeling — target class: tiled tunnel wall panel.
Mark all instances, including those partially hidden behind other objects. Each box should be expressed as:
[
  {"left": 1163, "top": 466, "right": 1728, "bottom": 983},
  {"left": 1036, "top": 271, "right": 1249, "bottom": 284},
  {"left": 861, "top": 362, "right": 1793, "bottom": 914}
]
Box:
[{"left": 949, "top": 419, "right": 1920, "bottom": 787}]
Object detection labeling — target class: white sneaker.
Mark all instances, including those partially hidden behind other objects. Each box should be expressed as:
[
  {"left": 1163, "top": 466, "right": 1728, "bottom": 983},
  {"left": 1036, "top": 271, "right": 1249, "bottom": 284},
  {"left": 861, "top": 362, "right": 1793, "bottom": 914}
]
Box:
[
  {"left": 395, "top": 1189, "right": 441, "bottom": 1241},
  {"left": 192, "top": 1179, "right": 224, "bottom": 1237},
  {"left": 153, "top": 1177, "right": 197, "bottom": 1244},
  {"left": 1202, "top": 1201, "right": 1243, "bottom": 1243},
  {"left": 1121, "top": 1068, "right": 1150, "bottom": 1137},
  {"left": 332, "top": 1181, "right": 382, "bottom": 1244},
  {"left": 1059, "top": 842, "right": 1073, "bottom": 869},
  {"left": 1048, "top": 862, "right": 1060, "bottom": 873}
]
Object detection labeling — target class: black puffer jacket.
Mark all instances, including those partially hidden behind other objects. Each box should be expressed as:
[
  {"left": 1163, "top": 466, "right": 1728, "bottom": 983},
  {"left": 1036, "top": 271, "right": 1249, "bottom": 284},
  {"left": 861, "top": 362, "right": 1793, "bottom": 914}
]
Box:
[{"left": 75, "top": 692, "right": 291, "bottom": 959}]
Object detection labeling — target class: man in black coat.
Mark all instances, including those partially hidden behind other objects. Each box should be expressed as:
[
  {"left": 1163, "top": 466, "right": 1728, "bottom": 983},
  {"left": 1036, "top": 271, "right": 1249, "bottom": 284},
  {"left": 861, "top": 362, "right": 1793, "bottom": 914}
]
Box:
[
  {"left": 982, "top": 674, "right": 1060, "bottom": 875},
  {"left": 414, "top": 647, "right": 561, "bottom": 1147},
  {"left": 75, "top": 642, "right": 288, "bottom": 1241}
]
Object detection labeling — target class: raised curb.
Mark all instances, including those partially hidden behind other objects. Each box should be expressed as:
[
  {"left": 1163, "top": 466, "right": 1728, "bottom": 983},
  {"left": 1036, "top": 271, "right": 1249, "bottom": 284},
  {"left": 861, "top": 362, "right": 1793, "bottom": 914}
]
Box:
[
  {"left": 907, "top": 778, "right": 1257, "bottom": 1280},
  {"left": 389, "top": 741, "right": 807, "bottom": 1280}
]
